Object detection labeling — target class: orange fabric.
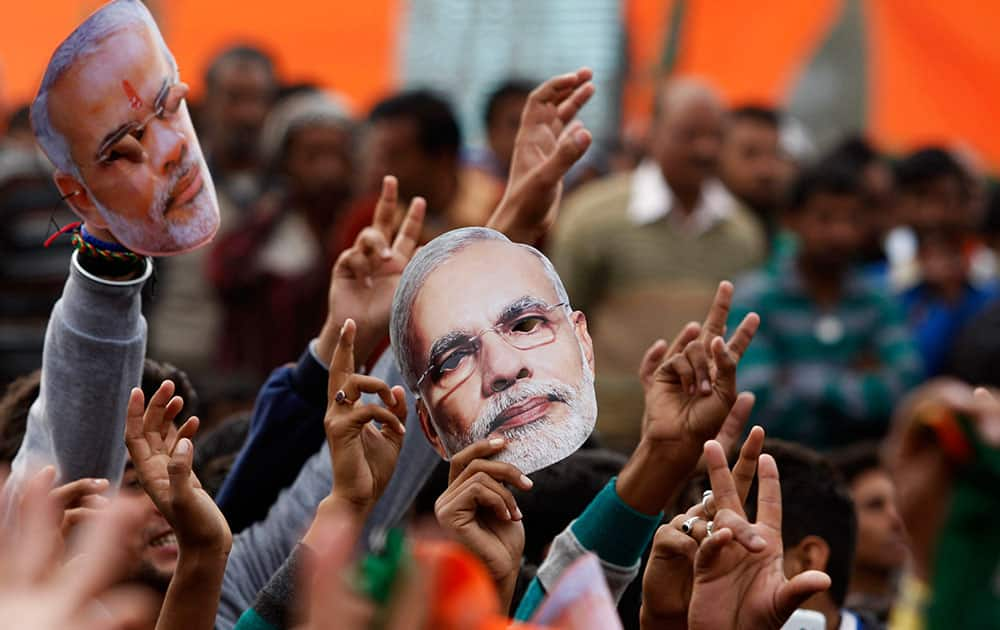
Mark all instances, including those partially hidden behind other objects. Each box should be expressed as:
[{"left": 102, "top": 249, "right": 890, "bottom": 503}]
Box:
[
  {"left": 867, "top": 0, "right": 1000, "bottom": 170},
  {"left": 671, "top": 0, "right": 840, "bottom": 106},
  {"left": 621, "top": 0, "right": 678, "bottom": 125},
  {"left": 0, "top": 0, "right": 397, "bottom": 115}
]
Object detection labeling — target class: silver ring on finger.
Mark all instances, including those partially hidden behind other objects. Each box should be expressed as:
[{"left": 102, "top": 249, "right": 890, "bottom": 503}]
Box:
[
  {"left": 706, "top": 520, "right": 715, "bottom": 537},
  {"left": 681, "top": 516, "right": 701, "bottom": 535},
  {"left": 334, "top": 390, "right": 355, "bottom": 406}
]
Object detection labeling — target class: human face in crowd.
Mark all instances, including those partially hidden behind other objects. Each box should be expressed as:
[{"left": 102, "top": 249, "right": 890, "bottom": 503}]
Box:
[
  {"left": 917, "top": 226, "right": 969, "bottom": 299},
  {"left": 120, "top": 460, "right": 176, "bottom": 592},
  {"left": 487, "top": 92, "right": 528, "bottom": 174},
  {"left": 898, "top": 175, "right": 968, "bottom": 232},
  {"left": 285, "top": 123, "right": 354, "bottom": 205},
  {"left": 412, "top": 240, "right": 597, "bottom": 473},
  {"left": 649, "top": 84, "right": 725, "bottom": 198},
  {"left": 202, "top": 58, "right": 276, "bottom": 166},
  {"left": 849, "top": 469, "right": 909, "bottom": 572},
  {"left": 793, "top": 192, "right": 865, "bottom": 270},
  {"left": 362, "top": 117, "right": 428, "bottom": 202},
  {"left": 47, "top": 22, "right": 219, "bottom": 255},
  {"left": 718, "top": 118, "right": 782, "bottom": 212}
]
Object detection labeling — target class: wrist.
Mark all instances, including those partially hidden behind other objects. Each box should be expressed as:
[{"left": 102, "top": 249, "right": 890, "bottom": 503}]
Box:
[{"left": 617, "top": 439, "right": 701, "bottom": 515}]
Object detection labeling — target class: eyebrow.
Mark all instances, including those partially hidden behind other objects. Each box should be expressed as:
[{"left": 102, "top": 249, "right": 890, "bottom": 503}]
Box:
[
  {"left": 95, "top": 77, "right": 170, "bottom": 160},
  {"left": 425, "top": 295, "right": 551, "bottom": 364}
]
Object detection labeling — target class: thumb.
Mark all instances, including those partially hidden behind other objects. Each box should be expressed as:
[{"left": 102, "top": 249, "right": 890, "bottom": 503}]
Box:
[
  {"left": 167, "top": 438, "right": 195, "bottom": 500},
  {"left": 774, "top": 570, "right": 831, "bottom": 622},
  {"left": 538, "top": 122, "right": 591, "bottom": 185}
]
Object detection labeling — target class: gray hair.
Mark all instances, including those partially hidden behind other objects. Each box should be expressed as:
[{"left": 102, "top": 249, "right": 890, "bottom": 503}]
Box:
[
  {"left": 258, "top": 91, "right": 354, "bottom": 173},
  {"left": 30, "top": 0, "right": 178, "bottom": 175},
  {"left": 390, "top": 227, "right": 571, "bottom": 391}
]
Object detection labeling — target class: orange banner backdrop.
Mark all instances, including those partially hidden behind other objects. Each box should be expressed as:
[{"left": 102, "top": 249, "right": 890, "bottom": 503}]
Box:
[
  {"left": 867, "top": 0, "right": 1000, "bottom": 169},
  {"left": 0, "top": 0, "right": 397, "bottom": 119}
]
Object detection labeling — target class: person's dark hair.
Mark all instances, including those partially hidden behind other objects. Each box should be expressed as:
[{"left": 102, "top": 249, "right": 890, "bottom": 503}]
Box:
[
  {"left": 0, "top": 360, "right": 197, "bottom": 464},
  {"left": 483, "top": 79, "right": 534, "bottom": 129},
  {"left": 0, "top": 370, "right": 41, "bottom": 464},
  {"left": 828, "top": 441, "right": 882, "bottom": 487},
  {"left": 513, "top": 448, "right": 627, "bottom": 565},
  {"left": 745, "top": 439, "right": 857, "bottom": 608},
  {"left": 786, "top": 159, "right": 861, "bottom": 212},
  {"left": 204, "top": 44, "right": 277, "bottom": 90},
  {"left": 824, "top": 135, "right": 881, "bottom": 171},
  {"left": 140, "top": 359, "right": 198, "bottom": 426},
  {"left": 369, "top": 90, "right": 461, "bottom": 158},
  {"left": 894, "top": 147, "right": 970, "bottom": 201},
  {"left": 729, "top": 105, "right": 780, "bottom": 129},
  {"left": 192, "top": 412, "right": 250, "bottom": 498},
  {"left": 6, "top": 105, "right": 31, "bottom": 136}
]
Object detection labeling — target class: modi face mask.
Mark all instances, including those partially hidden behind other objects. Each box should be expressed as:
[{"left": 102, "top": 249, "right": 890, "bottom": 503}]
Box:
[
  {"left": 32, "top": 0, "right": 219, "bottom": 256},
  {"left": 391, "top": 227, "right": 598, "bottom": 474}
]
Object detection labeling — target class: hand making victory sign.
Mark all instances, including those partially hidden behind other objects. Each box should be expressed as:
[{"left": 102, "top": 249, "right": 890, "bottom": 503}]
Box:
[
  {"left": 316, "top": 175, "right": 426, "bottom": 366},
  {"left": 686, "top": 441, "right": 830, "bottom": 630},
  {"left": 323, "top": 319, "right": 408, "bottom": 520},
  {"left": 643, "top": 281, "right": 760, "bottom": 448}
]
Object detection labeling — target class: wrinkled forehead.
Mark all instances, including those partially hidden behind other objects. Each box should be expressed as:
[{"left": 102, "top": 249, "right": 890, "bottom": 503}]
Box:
[
  {"left": 47, "top": 22, "right": 173, "bottom": 160},
  {"left": 411, "top": 241, "right": 561, "bottom": 354}
]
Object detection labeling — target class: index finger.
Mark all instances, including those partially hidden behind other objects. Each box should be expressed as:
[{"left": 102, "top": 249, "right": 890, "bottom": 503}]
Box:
[
  {"left": 700, "top": 281, "right": 733, "bottom": 342},
  {"left": 372, "top": 176, "right": 401, "bottom": 240},
  {"left": 725, "top": 312, "right": 760, "bottom": 360},
  {"left": 528, "top": 68, "right": 592, "bottom": 106},
  {"left": 733, "top": 425, "right": 765, "bottom": 504},
  {"left": 448, "top": 438, "right": 507, "bottom": 483},
  {"left": 703, "top": 440, "right": 744, "bottom": 516},
  {"left": 755, "top": 453, "right": 782, "bottom": 531},
  {"left": 328, "top": 319, "right": 357, "bottom": 393}
]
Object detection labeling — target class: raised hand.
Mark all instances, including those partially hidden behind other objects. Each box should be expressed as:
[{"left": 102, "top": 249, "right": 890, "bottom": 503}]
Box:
[
  {"left": 434, "top": 438, "right": 533, "bottom": 611},
  {"left": 0, "top": 470, "right": 155, "bottom": 630},
  {"left": 645, "top": 282, "right": 759, "bottom": 447},
  {"left": 639, "top": 425, "right": 764, "bottom": 630},
  {"left": 487, "top": 68, "right": 594, "bottom": 243},
  {"left": 124, "top": 380, "right": 230, "bottom": 553},
  {"left": 686, "top": 441, "right": 830, "bottom": 630},
  {"left": 317, "top": 175, "right": 426, "bottom": 366},
  {"left": 325, "top": 319, "right": 408, "bottom": 518}
]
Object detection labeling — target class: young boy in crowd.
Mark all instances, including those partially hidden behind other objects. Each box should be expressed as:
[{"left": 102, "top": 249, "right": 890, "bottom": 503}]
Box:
[{"left": 730, "top": 161, "right": 923, "bottom": 449}]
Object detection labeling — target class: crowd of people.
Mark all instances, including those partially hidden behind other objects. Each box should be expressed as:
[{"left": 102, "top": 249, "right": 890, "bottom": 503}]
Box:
[{"left": 1, "top": 1, "right": 999, "bottom": 629}]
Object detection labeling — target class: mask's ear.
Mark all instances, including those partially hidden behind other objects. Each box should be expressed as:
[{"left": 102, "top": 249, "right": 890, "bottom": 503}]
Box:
[
  {"left": 571, "top": 310, "right": 595, "bottom": 372},
  {"left": 417, "top": 397, "right": 448, "bottom": 459},
  {"left": 53, "top": 171, "right": 108, "bottom": 230}
]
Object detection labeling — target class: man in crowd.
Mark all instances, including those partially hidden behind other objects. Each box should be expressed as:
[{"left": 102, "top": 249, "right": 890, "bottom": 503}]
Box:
[
  {"left": 551, "top": 77, "right": 766, "bottom": 451},
  {"left": 334, "top": 89, "right": 504, "bottom": 253},
  {"left": 717, "top": 105, "right": 785, "bottom": 240},
  {"left": 197, "top": 44, "right": 279, "bottom": 210},
  {"left": 894, "top": 148, "right": 995, "bottom": 377},
  {"left": 730, "top": 160, "right": 922, "bottom": 449},
  {"left": 831, "top": 441, "right": 909, "bottom": 623},
  {"left": 467, "top": 78, "right": 535, "bottom": 180}
]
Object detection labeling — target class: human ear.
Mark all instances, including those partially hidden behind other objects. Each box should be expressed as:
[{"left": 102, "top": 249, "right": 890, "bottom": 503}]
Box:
[
  {"left": 53, "top": 171, "right": 107, "bottom": 229},
  {"left": 571, "top": 310, "right": 595, "bottom": 372},
  {"left": 796, "top": 535, "right": 831, "bottom": 574},
  {"left": 417, "top": 398, "right": 448, "bottom": 459}
]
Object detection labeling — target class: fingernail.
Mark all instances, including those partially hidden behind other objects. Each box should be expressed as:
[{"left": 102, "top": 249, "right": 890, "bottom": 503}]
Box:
[
  {"left": 489, "top": 437, "right": 505, "bottom": 447},
  {"left": 175, "top": 439, "right": 191, "bottom": 455},
  {"left": 513, "top": 507, "right": 523, "bottom": 520},
  {"left": 520, "top": 475, "right": 533, "bottom": 488},
  {"left": 398, "top": 423, "right": 406, "bottom": 434},
  {"left": 505, "top": 509, "right": 511, "bottom": 520},
  {"left": 573, "top": 128, "right": 589, "bottom": 148},
  {"left": 750, "top": 535, "right": 766, "bottom": 550},
  {"left": 365, "top": 277, "right": 374, "bottom": 288},
  {"left": 381, "top": 248, "right": 392, "bottom": 259},
  {"left": 340, "top": 321, "right": 348, "bottom": 334},
  {"left": 701, "top": 379, "right": 711, "bottom": 393},
  {"left": 92, "top": 479, "right": 109, "bottom": 487}
]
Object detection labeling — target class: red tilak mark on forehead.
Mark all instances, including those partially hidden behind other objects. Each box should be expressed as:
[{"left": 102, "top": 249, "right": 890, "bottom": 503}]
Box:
[{"left": 122, "top": 80, "right": 143, "bottom": 110}]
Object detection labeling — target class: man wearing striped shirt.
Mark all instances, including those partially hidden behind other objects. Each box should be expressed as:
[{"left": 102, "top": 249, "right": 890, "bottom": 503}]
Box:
[{"left": 729, "top": 160, "right": 923, "bottom": 450}]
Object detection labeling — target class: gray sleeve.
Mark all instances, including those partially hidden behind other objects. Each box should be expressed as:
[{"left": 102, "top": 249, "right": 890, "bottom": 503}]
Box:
[
  {"left": 9, "top": 252, "right": 152, "bottom": 491},
  {"left": 536, "top": 527, "right": 640, "bottom": 604},
  {"left": 215, "top": 352, "right": 441, "bottom": 630}
]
